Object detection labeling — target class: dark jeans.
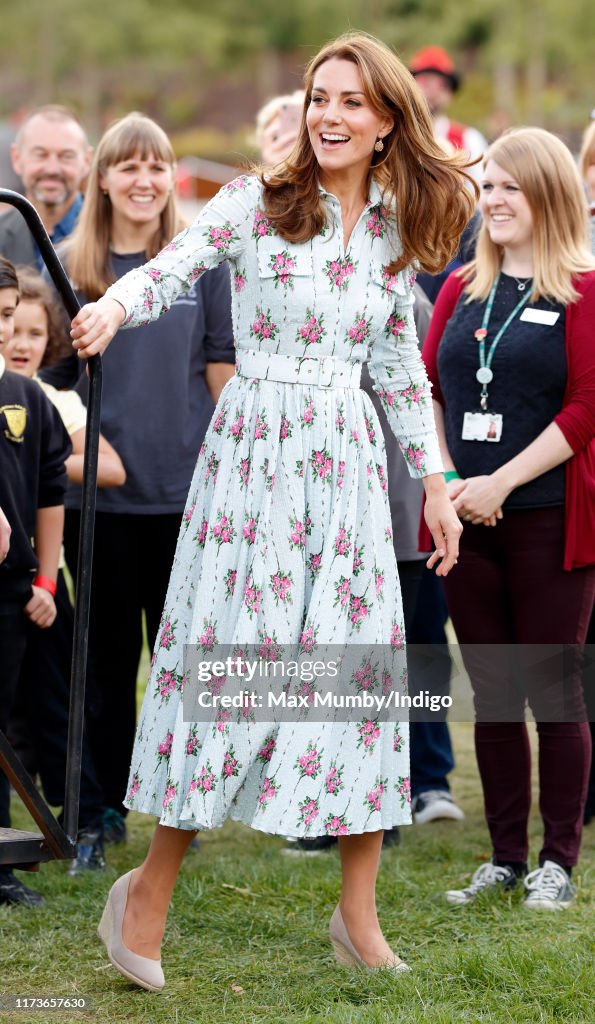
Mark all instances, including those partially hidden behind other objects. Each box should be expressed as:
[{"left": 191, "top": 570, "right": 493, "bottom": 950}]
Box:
[
  {"left": 64, "top": 510, "right": 181, "bottom": 817},
  {"left": 0, "top": 608, "right": 27, "bottom": 829},
  {"left": 398, "top": 561, "right": 455, "bottom": 797},
  {"left": 13, "top": 572, "right": 104, "bottom": 831},
  {"left": 443, "top": 507, "right": 595, "bottom": 867},
  {"left": 584, "top": 612, "right": 595, "bottom": 815}
]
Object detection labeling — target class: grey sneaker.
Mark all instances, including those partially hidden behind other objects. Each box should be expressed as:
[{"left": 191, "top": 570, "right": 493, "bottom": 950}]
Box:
[
  {"left": 445, "top": 862, "right": 517, "bottom": 905},
  {"left": 413, "top": 790, "right": 465, "bottom": 824},
  {"left": 523, "top": 861, "right": 576, "bottom": 911}
]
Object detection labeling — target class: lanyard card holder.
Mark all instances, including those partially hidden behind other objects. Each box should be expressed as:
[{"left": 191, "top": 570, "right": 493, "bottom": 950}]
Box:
[{"left": 462, "top": 411, "right": 503, "bottom": 442}]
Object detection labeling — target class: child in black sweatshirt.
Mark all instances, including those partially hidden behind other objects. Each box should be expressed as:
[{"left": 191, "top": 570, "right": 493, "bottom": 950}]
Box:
[{"left": 0, "top": 255, "right": 71, "bottom": 906}]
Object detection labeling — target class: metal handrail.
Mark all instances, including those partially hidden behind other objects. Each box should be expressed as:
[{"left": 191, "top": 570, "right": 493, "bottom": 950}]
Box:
[{"left": 0, "top": 189, "right": 101, "bottom": 845}]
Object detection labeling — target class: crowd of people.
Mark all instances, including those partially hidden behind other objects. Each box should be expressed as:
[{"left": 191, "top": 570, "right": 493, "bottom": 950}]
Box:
[{"left": 0, "top": 30, "right": 593, "bottom": 992}]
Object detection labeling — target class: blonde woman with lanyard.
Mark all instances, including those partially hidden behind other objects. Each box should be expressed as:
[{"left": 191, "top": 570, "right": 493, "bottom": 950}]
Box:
[{"left": 422, "top": 127, "right": 595, "bottom": 909}]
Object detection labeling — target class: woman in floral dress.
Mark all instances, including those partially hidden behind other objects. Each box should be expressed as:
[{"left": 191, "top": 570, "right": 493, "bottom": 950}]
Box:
[{"left": 71, "top": 33, "right": 473, "bottom": 988}]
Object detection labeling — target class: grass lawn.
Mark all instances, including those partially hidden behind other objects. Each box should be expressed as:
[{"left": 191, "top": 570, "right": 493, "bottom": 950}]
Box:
[{"left": 2, "top": 709, "right": 593, "bottom": 1022}]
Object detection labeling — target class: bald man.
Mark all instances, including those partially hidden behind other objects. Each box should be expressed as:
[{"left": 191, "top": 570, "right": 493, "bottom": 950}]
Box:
[{"left": 0, "top": 105, "right": 92, "bottom": 270}]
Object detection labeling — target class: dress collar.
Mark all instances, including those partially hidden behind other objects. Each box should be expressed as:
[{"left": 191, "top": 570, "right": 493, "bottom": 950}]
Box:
[{"left": 318, "top": 176, "right": 384, "bottom": 209}]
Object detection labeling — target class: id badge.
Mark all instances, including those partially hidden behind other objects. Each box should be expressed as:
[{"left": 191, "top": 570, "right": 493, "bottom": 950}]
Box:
[{"left": 462, "top": 412, "right": 503, "bottom": 442}]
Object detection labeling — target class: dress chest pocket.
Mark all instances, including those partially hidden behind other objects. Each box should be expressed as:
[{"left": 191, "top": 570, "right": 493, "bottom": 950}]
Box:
[
  {"left": 369, "top": 260, "right": 409, "bottom": 304},
  {"left": 257, "top": 246, "right": 314, "bottom": 291}
]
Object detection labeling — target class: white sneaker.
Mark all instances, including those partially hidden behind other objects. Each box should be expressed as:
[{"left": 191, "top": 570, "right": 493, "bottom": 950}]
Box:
[
  {"left": 413, "top": 790, "right": 465, "bottom": 824},
  {"left": 523, "top": 861, "right": 576, "bottom": 911},
  {"left": 445, "top": 863, "right": 517, "bottom": 905}
]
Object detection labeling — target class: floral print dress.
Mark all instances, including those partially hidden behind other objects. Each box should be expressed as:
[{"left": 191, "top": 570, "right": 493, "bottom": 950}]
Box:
[{"left": 107, "top": 175, "right": 443, "bottom": 836}]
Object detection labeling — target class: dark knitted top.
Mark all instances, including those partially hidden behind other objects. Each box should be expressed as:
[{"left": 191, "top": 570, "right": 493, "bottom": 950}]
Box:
[{"left": 436, "top": 273, "right": 566, "bottom": 507}]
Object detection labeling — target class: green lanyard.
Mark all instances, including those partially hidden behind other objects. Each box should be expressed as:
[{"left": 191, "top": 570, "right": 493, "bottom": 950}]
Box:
[{"left": 474, "top": 272, "right": 533, "bottom": 410}]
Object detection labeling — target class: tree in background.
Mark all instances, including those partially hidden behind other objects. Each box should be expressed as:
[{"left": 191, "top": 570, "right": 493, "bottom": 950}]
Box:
[{"left": 0, "top": 0, "right": 593, "bottom": 158}]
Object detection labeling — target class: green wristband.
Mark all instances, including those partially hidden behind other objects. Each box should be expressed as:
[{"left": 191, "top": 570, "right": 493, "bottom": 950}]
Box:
[{"left": 443, "top": 470, "right": 461, "bottom": 483}]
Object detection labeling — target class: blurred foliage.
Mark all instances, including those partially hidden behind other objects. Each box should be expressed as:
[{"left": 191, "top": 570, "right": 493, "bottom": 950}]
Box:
[
  {"left": 0, "top": 0, "right": 593, "bottom": 156},
  {"left": 170, "top": 126, "right": 258, "bottom": 166}
]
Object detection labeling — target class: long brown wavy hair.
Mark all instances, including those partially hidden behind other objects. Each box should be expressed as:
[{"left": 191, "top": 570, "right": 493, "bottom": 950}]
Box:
[
  {"left": 66, "top": 112, "right": 185, "bottom": 300},
  {"left": 261, "top": 32, "right": 477, "bottom": 275}
]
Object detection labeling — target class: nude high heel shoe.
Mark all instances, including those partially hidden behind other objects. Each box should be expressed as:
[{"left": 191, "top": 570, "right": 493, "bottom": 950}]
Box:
[
  {"left": 97, "top": 870, "right": 165, "bottom": 992},
  {"left": 329, "top": 906, "right": 411, "bottom": 973}
]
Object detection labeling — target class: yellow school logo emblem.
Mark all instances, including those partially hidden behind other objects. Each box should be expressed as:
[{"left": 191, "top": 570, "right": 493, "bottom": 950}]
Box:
[{"left": 1, "top": 404, "right": 27, "bottom": 443}]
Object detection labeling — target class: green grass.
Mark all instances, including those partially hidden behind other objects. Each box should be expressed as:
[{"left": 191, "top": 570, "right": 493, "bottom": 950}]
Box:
[{"left": 2, "top": 716, "right": 593, "bottom": 1023}]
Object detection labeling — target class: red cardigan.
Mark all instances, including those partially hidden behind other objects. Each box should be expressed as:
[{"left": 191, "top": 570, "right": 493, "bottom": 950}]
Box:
[{"left": 420, "top": 268, "right": 595, "bottom": 570}]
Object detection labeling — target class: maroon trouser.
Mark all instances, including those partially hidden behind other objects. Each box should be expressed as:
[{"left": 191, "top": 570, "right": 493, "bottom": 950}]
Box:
[{"left": 444, "top": 507, "right": 595, "bottom": 867}]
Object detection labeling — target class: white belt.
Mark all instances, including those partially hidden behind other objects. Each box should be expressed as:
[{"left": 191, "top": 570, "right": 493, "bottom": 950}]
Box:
[{"left": 236, "top": 350, "right": 361, "bottom": 389}]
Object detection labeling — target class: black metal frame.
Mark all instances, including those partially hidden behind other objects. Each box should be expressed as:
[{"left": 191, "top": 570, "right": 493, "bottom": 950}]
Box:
[{"left": 0, "top": 189, "right": 101, "bottom": 863}]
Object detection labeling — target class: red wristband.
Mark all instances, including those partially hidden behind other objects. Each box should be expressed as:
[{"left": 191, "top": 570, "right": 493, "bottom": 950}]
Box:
[{"left": 33, "top": 575, "right": 57, "bottom": 597}]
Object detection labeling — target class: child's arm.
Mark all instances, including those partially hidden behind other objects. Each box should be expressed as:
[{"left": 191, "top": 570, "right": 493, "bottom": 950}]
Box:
[
  {"left": 66, "top": 428, "right": 127, "bottom": 488},
  {"left": 37, "top": 383, "right": 126, "bottom": 488},
  {"left": 24, "top": 505, "right": 64, "bottom": 628},
  {"left": 0, "top": 506, "right": 11, "bottom": 563}
]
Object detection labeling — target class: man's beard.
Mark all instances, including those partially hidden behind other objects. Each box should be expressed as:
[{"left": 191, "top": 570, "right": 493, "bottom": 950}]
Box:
[{"left": 32, "top": 178, "right": 71, "bottom": 207}]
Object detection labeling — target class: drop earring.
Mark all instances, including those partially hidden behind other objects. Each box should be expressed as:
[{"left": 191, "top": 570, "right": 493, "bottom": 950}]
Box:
[{"left": 374, "top": 138, "right": 384, "bottom": 152}]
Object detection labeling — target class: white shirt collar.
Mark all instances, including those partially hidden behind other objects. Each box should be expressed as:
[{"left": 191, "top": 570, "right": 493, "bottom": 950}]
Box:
[{"left": 318, "top": 176, "right": 384, "bottom": 209}]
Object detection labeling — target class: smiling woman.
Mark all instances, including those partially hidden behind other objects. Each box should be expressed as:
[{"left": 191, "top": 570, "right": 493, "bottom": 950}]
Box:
[
  {"left": 304, "top": 59, "right": 394, "bottom": 248},
  {"left": 421, "top": 127, "right": 595, "bottom": 910},
  {"left": 99, "top": 155, "right": 174, "bottom": 245},
  {"left": 479, "top": 163, "right": 534, "bottom": 268},
  {"left": 66, "top": 33, "right": 472, "bottom": 992},
  {"left": 306, "top": 60, "right": 393, "bottom": 176},
  {"left": 66, "top": 113, "right": 181, "bottom": 301},
  {"left": 262, "top": 32, "right": 477, "bottom": 275}
]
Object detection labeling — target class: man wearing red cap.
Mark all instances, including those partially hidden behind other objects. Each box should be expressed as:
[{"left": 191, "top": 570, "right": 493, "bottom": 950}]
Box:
[{"left": 409, "top": 45, "right": 487, "bottom": 184}]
